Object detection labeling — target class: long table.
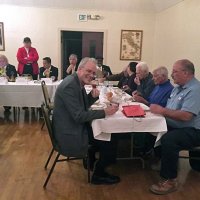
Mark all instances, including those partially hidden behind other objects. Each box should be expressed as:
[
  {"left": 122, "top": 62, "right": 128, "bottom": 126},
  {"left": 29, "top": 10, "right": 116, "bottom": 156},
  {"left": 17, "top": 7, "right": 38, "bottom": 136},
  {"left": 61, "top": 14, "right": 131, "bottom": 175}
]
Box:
[
  {"left": 90, "top": 87, "right": 167, "bottom": 146},
  {"left": 0, "top": 80, "right": 61, "bottom": 107}
]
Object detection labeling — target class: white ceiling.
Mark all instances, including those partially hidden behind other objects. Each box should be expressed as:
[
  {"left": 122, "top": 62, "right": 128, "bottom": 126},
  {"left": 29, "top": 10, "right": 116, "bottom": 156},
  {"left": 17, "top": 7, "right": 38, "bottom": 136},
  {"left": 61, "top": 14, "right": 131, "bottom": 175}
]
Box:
[{"left": 0, "top": 0, "right": 184, "bottom": 13}]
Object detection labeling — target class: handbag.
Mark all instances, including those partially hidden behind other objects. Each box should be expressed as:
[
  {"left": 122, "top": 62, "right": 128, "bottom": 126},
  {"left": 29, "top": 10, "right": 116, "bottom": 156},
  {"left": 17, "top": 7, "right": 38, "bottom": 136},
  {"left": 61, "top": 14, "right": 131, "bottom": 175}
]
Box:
[{"left": 122, "top": 105, "right": 145, "bottom": 117}]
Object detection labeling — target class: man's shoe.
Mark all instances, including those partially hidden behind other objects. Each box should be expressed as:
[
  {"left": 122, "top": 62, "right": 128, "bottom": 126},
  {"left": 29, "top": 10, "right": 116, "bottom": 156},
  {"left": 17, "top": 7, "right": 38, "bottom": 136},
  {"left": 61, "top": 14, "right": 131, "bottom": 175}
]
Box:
[
  {"left": 150, "top": 178, "right": 178, "bottom": 195},
  {"left": 91, "top": 172, "right": 120, "bottom": 185}
]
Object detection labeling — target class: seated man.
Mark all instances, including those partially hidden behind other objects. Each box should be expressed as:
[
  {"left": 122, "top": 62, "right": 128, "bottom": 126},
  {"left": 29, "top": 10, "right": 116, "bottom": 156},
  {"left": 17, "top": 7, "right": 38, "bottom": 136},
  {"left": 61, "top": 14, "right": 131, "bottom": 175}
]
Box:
[
  {"left": 66, "top": 54, "right": 78, "bottom": 76},
  {"left": 53, "top": 57, "right": 120, "bottom": 185},
  {"left": 96, "top": 56, "right": 112, "bottom": 78},
  {"left": 118, "top": 62, "right": 137, "bottom": 95},
  {"left": 0, "top": 54, "right": 17, "bottom": 111},
  {"left": 133, "top": 62, "right": 155, "bottom": 100},
  {"left": 149, "top": 59, "right": 200, "bottom": 195},
  {"left": 133, "top": 66, "right": 173, "bottom": 107},
  {"left": 0, "top": 54, "right": 17, "bottom": 80},
  {"left": 39, "top": 57, "right": 58, "bottom": 81}
]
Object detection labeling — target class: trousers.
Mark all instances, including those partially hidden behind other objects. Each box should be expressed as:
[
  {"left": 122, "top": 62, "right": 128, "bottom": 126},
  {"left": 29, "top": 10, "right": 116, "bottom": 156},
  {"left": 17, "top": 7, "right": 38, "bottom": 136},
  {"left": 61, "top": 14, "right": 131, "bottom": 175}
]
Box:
[
  {"left": 87, "top": 125, "right": 118, "bottom": 175},
  {"left": 160, "top": 127, "right": 200, "bottom": 179}
]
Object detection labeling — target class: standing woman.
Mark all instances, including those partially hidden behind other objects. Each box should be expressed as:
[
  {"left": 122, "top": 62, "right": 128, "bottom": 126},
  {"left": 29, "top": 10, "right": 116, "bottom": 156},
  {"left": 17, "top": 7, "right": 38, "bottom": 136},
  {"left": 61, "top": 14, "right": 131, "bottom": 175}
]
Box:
[{"left": 17, "top": 37, "right": 39, "bottom": 80}]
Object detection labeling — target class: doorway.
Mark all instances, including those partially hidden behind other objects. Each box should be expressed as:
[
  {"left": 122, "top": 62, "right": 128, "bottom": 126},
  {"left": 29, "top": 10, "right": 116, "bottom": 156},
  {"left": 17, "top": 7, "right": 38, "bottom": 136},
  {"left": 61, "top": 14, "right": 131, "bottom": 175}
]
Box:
[{"left": 61, "top": 31, "right": 104, "bottom": 78}]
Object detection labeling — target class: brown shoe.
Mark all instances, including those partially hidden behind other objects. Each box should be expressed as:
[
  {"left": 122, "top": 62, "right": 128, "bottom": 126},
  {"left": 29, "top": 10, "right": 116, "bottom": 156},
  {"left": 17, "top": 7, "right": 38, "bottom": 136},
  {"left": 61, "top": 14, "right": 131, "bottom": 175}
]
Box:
[{"left": 150, "top": 179, "right": 178, "bottom": 195}]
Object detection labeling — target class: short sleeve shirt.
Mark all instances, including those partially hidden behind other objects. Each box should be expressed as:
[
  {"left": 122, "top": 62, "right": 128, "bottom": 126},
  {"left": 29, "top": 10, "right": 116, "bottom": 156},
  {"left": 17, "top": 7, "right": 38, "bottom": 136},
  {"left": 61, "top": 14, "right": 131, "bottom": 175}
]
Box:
[{"left": 166, "top": 78, "right": 200, "bottom": 129}]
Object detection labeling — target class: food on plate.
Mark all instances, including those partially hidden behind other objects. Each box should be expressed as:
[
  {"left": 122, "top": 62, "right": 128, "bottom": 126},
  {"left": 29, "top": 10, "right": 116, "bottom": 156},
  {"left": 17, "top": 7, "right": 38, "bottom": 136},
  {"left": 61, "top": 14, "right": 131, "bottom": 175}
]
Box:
[{"left": 106, "top": 91, "right": 113, "bottom": 101}]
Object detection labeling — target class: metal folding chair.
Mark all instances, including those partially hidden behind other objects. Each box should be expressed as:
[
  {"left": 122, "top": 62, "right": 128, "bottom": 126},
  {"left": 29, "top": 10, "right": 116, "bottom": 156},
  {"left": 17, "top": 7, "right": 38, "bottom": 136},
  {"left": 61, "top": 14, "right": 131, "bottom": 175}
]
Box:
[{"left": 41, "top": 104, "right": 91, "bottom": 188}]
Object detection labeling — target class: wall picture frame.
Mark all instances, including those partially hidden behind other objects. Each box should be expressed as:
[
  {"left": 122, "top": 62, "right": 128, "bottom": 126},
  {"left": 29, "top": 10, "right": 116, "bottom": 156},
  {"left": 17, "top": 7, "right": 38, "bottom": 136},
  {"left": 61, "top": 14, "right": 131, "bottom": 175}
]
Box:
[
  {"left": 0, "top": 22, "right": 5, "bottom": 51},
  {"left": 120, "top": 30, "right": 143, "bottom": 61}
]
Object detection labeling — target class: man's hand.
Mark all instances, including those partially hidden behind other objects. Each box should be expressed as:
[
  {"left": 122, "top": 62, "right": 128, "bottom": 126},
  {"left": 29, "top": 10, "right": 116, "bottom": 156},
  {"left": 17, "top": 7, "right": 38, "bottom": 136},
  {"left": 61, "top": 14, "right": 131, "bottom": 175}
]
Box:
[
  {"left": 150, "top": 104, "right": 165, "bottom": 115},
  {"left": 134, "top": 76, "right": 140, "bottom": 85},
  {"left": 91, "top": 88, "right": 100, "bottom": 98},
  {"left": 122, "top": 85, "right": 130, "bottom": 91},
  {"left": 104, "top": 104, "right": 119, "bottom": 116},
  {"left": 44, "top": 69, "right": 50, "bottom": 77},
  {"left": 133, "top": 95, "right": 146, "bottom": 103}
]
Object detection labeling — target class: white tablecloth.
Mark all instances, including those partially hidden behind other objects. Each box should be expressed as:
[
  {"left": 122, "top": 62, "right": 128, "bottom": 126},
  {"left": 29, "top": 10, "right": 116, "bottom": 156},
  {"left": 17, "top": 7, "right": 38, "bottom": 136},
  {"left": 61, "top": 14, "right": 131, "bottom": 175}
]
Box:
[
  {"left": 0, "top": 80, "right": 61, "bottom": 107},
  {"left": 91, "top": 87, "right": 167, "bottom": 146}
]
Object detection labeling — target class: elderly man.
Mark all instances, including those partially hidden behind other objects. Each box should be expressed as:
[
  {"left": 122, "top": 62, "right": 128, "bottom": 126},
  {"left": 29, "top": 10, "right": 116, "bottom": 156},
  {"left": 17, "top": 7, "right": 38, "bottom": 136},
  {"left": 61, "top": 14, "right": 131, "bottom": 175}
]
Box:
[
  {"left": 149, "top": 59, "right": 200, "bottom": 195},
  {"left": 0, "top": 54, "right": 17, "bottom": 111},
  {"left": 66, "top": 54, "right": 78, "bottom": 75},
  {"left": 133, "top": 66, "right": 173, "bottom": 107},
  {"left": 133, "top": 62, "right": 155, "bottom": 100},
  {"left": 0, "top": 54, "right": 17, "bottom": 79},
  {"left": 39, "top": 57, "right": 58, "bottom": 81},
  {"left": 53, "top": 57, "right": 120, "bottom": 185}
]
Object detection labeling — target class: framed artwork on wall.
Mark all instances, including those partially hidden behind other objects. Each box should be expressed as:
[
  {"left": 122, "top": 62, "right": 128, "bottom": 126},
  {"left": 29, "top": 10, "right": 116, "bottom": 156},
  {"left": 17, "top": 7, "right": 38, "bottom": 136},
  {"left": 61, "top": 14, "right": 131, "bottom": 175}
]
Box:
[
  {"left": 0, "top": 22, "right": 5, "bottom": 51},
  {"left": 120, "top": 30, "right": 143, "bottom": 60}
]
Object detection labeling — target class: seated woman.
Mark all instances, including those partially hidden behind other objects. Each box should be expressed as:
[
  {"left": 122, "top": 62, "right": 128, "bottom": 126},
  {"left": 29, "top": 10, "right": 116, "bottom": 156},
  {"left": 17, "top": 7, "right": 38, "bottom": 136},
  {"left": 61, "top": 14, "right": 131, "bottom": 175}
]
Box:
[
  {"left": 117, "top": 62, "right": 138, "bottom": 95},
  {"left": 133, "top": 66, "right": 173, "bottom": 107}
]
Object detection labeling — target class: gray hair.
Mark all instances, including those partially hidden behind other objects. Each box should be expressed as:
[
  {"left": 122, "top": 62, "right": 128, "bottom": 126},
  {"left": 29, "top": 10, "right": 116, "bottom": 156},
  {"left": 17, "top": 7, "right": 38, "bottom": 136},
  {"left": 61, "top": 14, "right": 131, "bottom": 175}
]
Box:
[
  {"left": 136, "top": 62, "right": 149, "bottom": 73},
  {"left": 69, "top": 54, "right": 78, "bottom": 61},
  {"left": 0, "top": 54, "right": 8, "bottom": 64},
  {"left": 153, "top": 66, "right": 168, "bottom": 79},
  {"left": 78, "top": 57, "right": 97, "bottom": 69},
  {"left": 175, "top": 59, "right": 195, "bottom": 75}
]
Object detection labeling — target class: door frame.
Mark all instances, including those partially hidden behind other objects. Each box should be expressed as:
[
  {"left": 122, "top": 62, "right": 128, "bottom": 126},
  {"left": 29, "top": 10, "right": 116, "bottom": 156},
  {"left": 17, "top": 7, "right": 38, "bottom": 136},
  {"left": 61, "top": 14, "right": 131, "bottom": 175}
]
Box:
[{"left": 58, "top": 28, "right": 108, "bottom": 80}]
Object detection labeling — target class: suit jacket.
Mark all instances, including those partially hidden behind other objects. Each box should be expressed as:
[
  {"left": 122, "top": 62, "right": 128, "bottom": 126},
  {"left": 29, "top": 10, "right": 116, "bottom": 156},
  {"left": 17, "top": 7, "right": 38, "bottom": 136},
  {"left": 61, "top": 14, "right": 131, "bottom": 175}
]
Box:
[
  {"left": 6, "top": 64, "right": 17, "bottom": 78},
  {"left": 118, "top": 73, "right": 137, "bottom": 95},
  {"left": 39, "top": 65, "right": 58, "bottom": 81},
  {"left": 137, "top": 72, "right": 155, "bottom": 100},
  {"left": 53, "top": 73, "right": 105, "bottom": 157},
  {"left": 16, "top": 46, "right": 39, "bottom": 75}
]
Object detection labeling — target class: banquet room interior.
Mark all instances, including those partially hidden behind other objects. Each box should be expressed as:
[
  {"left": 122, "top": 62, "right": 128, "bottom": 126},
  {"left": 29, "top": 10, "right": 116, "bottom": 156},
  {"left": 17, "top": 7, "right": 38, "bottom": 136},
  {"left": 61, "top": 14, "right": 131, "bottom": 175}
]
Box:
[{"left": 0, "top": 0, "right": 200, "bottom": 199}]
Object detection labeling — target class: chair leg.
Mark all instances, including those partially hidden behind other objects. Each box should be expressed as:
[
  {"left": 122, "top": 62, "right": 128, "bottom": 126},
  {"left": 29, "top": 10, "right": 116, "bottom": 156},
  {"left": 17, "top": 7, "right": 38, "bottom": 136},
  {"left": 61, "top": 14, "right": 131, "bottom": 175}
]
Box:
[
  {"left": 44, "top": 148, "right": 54, "bottom": 170},
  {"left": 87, "top": 155, "right": 91, "bottom": 183},
  {"left": 43, "top": 153, "right": 60, "bottom": 189},
  {"left": 41, "top": 120, "right": 45, "bottom": 130}
]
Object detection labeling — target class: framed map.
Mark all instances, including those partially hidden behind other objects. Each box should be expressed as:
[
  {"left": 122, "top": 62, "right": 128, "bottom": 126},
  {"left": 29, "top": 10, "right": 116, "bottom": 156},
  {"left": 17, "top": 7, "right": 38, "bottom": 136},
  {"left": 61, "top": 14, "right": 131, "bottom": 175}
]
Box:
[
  {"left": 0, "top": 22, "right": 5, "bottom": 51},
  {"left": 120, "top": 30, "right": 143, "bottom": 60}
]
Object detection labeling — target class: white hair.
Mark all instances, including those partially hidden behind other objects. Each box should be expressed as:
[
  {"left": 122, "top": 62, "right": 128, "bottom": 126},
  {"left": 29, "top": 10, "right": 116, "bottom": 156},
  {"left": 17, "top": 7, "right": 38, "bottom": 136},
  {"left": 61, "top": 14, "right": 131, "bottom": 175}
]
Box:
[
  {"left": 78, "top": 57, "right": 97, "bottom": 69},
  {"left": 153, "top": 66, "right": 168, "bottom": 79},
  {"left": 136, "top": 62, "right": 149, "bottom": 73}
]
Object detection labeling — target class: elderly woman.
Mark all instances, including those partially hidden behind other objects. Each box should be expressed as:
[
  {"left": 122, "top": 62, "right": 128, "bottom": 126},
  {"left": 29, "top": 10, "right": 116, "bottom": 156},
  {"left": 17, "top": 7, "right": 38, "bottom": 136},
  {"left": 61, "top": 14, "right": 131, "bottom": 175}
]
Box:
[{"left": 0, "top": 54, "right": 17, "bottom": 80}]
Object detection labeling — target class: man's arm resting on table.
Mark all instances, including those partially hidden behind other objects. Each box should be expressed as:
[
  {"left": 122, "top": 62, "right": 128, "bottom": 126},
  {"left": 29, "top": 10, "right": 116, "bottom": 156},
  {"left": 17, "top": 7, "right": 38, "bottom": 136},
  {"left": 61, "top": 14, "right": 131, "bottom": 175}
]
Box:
[{"left": 150, "top": 104, "right": 193, "bottom": 121}]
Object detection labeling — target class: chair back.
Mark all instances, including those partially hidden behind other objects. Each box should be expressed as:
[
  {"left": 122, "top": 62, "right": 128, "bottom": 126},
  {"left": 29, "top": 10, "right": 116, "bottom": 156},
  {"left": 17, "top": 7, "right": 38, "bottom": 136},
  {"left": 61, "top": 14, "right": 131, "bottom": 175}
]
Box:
[
  {"left": 41, "top": 80, "right": 51, "bottom": 109},
  {"left": 41, "top": 104, "right": 58, "bottom": 151}
]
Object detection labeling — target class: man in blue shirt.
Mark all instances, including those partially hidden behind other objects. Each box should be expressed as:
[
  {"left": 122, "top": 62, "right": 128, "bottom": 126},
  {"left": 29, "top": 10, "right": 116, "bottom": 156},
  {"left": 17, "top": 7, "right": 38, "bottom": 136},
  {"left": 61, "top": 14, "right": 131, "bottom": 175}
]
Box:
[
  {"left": 149, "top": 59, "right": 200, "bottom": 195},
  {"left": 133, "top": 66, "right": 173, "bottom": 107}
]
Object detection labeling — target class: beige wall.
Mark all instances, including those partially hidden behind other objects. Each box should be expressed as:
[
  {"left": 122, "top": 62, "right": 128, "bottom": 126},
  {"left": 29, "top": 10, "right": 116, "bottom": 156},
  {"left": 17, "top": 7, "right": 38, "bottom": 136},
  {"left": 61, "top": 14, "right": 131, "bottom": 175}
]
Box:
[
  {"left": 154, "top": 0, "right": 200, "bottom": 79},
  {"left": 1, "top": 1, "right": 199, "bottom": 80},
  {"left": 0, "top": 5, "right": 156, "bottom": 79}
]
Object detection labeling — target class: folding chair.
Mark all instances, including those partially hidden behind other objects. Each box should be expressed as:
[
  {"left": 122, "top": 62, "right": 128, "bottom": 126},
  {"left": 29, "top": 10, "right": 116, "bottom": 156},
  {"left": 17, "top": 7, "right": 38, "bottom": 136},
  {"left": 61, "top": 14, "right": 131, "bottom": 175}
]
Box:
[
  {"left": 180, "top": 146, "right": 200, "bottom": 172},
  {"left": 41, "top": 80, "right": 54, "bottom": 130},
  {"left": 41, "top": 104, "right": 91, "bottom": 188}
]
